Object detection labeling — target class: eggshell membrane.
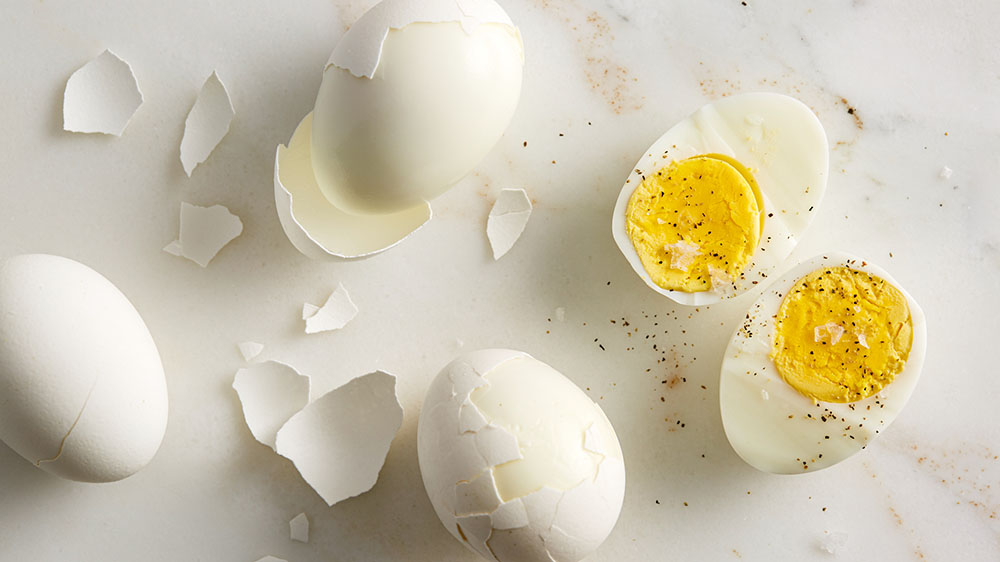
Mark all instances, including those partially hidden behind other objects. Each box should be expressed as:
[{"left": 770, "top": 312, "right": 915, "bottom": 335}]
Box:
[
  {"left": 611, "top": 93, "right": 829, "bottom": 305},
  {"left": 417, "top": 349, "right": 625, "bottom": 562},
  {"left": 719, "top": 252, "right": 927, "bottom": 474},
  {"left": 327, "top": 0, "right": 516, "bottom": 79},
  {"left": 0, "top": 254, "right": 167, "bottom": 482},
  {"left": 312, "top": 16, "right": 523, "bottom": 214},
  {"left": 273, "top": 112, "right": 431, "bottom": 260}
]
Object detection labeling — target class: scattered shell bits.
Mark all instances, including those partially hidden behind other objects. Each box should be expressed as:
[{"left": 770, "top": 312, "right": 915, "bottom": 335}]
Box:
[
  {"left": 63, "top": 50, "right": 143, "bottom": 136},
  {"left": 289, "top": 512, "right": 309, "bottom": 543},
  {"left": 487, "top": 188, "right": 533, "bottom": 260},
  {"left": 275, "top": 371, "right": 403, "bottom": 506},
  {"left": 302, "top": 283, "right": 358, "bottom": 334},
  {"left": 232, "top": 361, "right": 310, "bottom": 450},
  {"left": 163, "top": 202, "right": 243, "bottom": 267},
  {"left": 179, "top": 71, "right": 235, "bottom": 176},
  {"left": 237, "top": 341, "right": 265, "bottom": 362}
]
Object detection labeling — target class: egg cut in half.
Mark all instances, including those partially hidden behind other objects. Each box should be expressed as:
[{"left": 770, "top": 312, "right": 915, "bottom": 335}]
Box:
[
  {"left": 719, "top": 252, "right": 927, "bottom": 474},
  {"left": 275, "top": 0, "right": 524, "bottom": 260},
  {"left": 611, "top": 93, "right": 829, "bottom": 305}
]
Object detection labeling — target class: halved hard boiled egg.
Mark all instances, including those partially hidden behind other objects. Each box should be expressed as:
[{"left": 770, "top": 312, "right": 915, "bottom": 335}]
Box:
[
  {"left": 719, "top": 252, "right": 927, "bottom": 474},
  {"left": 275, "top": 0, "right": 524, "bottom": 260},
  {"left": 611, "top": 93, "right": 828, "bottom": 305}
]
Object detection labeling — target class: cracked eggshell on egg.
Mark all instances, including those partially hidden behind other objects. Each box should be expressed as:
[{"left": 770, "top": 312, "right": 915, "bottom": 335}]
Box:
[
  {"left": 611, "top": 92, "right": 828, "bottom": 306},
  {"left": 310, "top": 0, "right": 524, "bottom": 215},
  {"left": 719, "top": 252, "right": 927, "bottom": 474},
  {"left": 417, "top": 349, "right": 626, "bottom": 562},
  {"left": 0, "top": 255, "right": 167, "bottom": 482},
  {"left": 274, "top": 112, "right": 431, "bottom": 260}
]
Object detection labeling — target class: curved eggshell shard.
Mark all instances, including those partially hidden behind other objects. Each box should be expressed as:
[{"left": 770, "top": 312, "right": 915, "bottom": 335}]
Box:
[
  {"left": 611, "top": 93, "right": 828, "bottom": 306},
  {"left": 273, "top": 112, "right": 431, "bottom": 260},
  {"left": 719, "top": 252, "right": 927, "bottom": 474},
  {"left": 327, "top": 0, "right": 517, "bottom": 79}
]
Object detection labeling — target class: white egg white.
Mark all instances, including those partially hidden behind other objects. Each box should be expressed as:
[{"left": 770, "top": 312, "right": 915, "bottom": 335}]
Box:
[
  {"left": 719, "top": 252, "right": 927, "bottom": 474},
  {"left": 611, "top": 93, "right": 829, "bottom": 305}
]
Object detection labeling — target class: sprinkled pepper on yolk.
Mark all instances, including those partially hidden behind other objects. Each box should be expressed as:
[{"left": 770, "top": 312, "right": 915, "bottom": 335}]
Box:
[
  {"left": 771, "top": 267, "right": 913, "bottom": 403},
  {"left": 624, "top": 155, "right": 764, "bottom": 293}
]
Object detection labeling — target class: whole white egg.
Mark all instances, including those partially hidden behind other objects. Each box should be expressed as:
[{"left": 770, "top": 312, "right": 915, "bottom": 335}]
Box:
[
  {"left": 0, "top": 254, "right": 168, "bottom": 482},
  {"left": 417, "top": 349, "right": 625, "bottom": 562},
  {"left": 719, "top": 252, "right": 927, "bottom": 474},
  {"left": 311, "top": 0, "right": 524, "bottom": 214}
]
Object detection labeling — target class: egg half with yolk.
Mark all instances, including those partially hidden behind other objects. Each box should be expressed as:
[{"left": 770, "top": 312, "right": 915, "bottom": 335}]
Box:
[
  {"left": 611, "top": 93, "right": 829, "bottom": 305},
  {"left": 719, "top": 252, "right": 927, "bottom": 474}
]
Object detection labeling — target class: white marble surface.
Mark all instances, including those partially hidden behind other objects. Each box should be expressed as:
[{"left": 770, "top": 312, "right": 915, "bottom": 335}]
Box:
[{"left": 1, "top": 0, "right": 998, "bottom": 560}]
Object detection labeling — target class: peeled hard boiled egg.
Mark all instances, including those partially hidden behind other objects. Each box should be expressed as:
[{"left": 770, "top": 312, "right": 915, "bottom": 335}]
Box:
[
  {"left": 611, "top": 93, "right": 829, "bottom": 305},
  {"left": 719, "top": 252, "right": 927, "bottom": 474},
  {"left": 275, "top": 0, "right": 524, "bottom": 260},
  {"left": 0, "top": 254, "right": 168, "bottom": 482},
  {"left": 417, "top": 350, "right": 625, "bottom": 562}
]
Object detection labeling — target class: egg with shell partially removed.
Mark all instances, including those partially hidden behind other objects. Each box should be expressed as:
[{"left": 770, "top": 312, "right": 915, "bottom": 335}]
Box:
[
  {"left": 417, "top": 349, "right": 625, "bottom": 562},
  {"left": 275, "top": 0, "right": 524, "bottom": 260}
]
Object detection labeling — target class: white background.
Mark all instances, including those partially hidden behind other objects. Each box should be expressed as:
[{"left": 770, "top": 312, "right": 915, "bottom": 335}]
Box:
[{"left": 1, "top": 0, "right": 998, "bottom": 560}]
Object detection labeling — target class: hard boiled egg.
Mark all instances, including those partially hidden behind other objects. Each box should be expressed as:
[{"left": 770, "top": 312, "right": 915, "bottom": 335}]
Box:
[
  {"left": 719, "top": 252, "right": 927, "bottom": 474},
  {"left": 417, "top": 350, "right": 625, "bottom": 562},
  {"left": 611, "top": 93, "right": 828, "bottom": 305},
  {"left": 0, "top": 254, "right": 168, "bottom": 482},
  {"left": 275, "top": 0, "right": 524, "bottom": 260}
]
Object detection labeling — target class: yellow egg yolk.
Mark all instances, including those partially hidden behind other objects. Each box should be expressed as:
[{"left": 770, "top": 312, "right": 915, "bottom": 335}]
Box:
[
  {"left": 771, "top": 266, "right": 913, "bottom": 403},
  {"left": 624, "top": 155, "right": 764, "bottom": 292}
]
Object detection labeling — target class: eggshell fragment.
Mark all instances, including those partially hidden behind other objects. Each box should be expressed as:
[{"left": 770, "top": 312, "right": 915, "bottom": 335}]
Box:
[
  {"left": 418, "top": 350, "right": 626, "bottom": 562},
  {"left": 237, "top": 341, "right": 265, "bottom": 362},
  {"left": 289, "top": 512, "right": 309, "bottom": 543},
  {"left": 180, "top": 71, "right": 235, "bottom": 176},
  {"left": 327, "top": 0, "right": 516, "bottom": 79},
  {"left": 275, "top": 371, "right": 403, "bottom": 506},
  {"left": 163, "top": 202, "right": 243, "bottom": 267},
  {"left": 233, "top": 361, "right": 310, "bottom": 450},
  {"left": 487, "top": 188, "right": 532, "bottom": 260},
  {"left": 303, "top": 283, "right": 358, "bottom": 334},
  {"left": 273, "top": 113, "right": 431, "bottom": 260},
  {"left": 63, "top": 50, "right": 143, "bottom": 136},
  {"left": 0, "top": 254, "right": 167, "bottom": 483}
]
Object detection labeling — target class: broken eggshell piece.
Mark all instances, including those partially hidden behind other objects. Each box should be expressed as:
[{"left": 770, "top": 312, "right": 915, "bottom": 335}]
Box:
[
  {"left": 232, "top": 361, "right": 310, "bottom": 450},
  {"left": 0, "top": 254, "right": 168, "bottom": 483},
  {"left": 163, "top": 202, "right": 243, "bottom": 267},
  {"left": 275, "top": 371, "right": 403, "bottom": 506},
  {"left": 274, "top": 112, "right": 431, "bottom": 260},
  {"left": 302, "top": 283, "right": 358, "bottom": 334},
  {"left": 417, "top": 349, "right": 625, "bottom": 562},
  {"left": 63, "top": 49, "right": 143, "bottom": 136},
  {"left": 487, "top": 188, "right": 532, "bottom": 260},
  {"left": 179, "top": 71, "right": 235, "bottom": 177}
]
